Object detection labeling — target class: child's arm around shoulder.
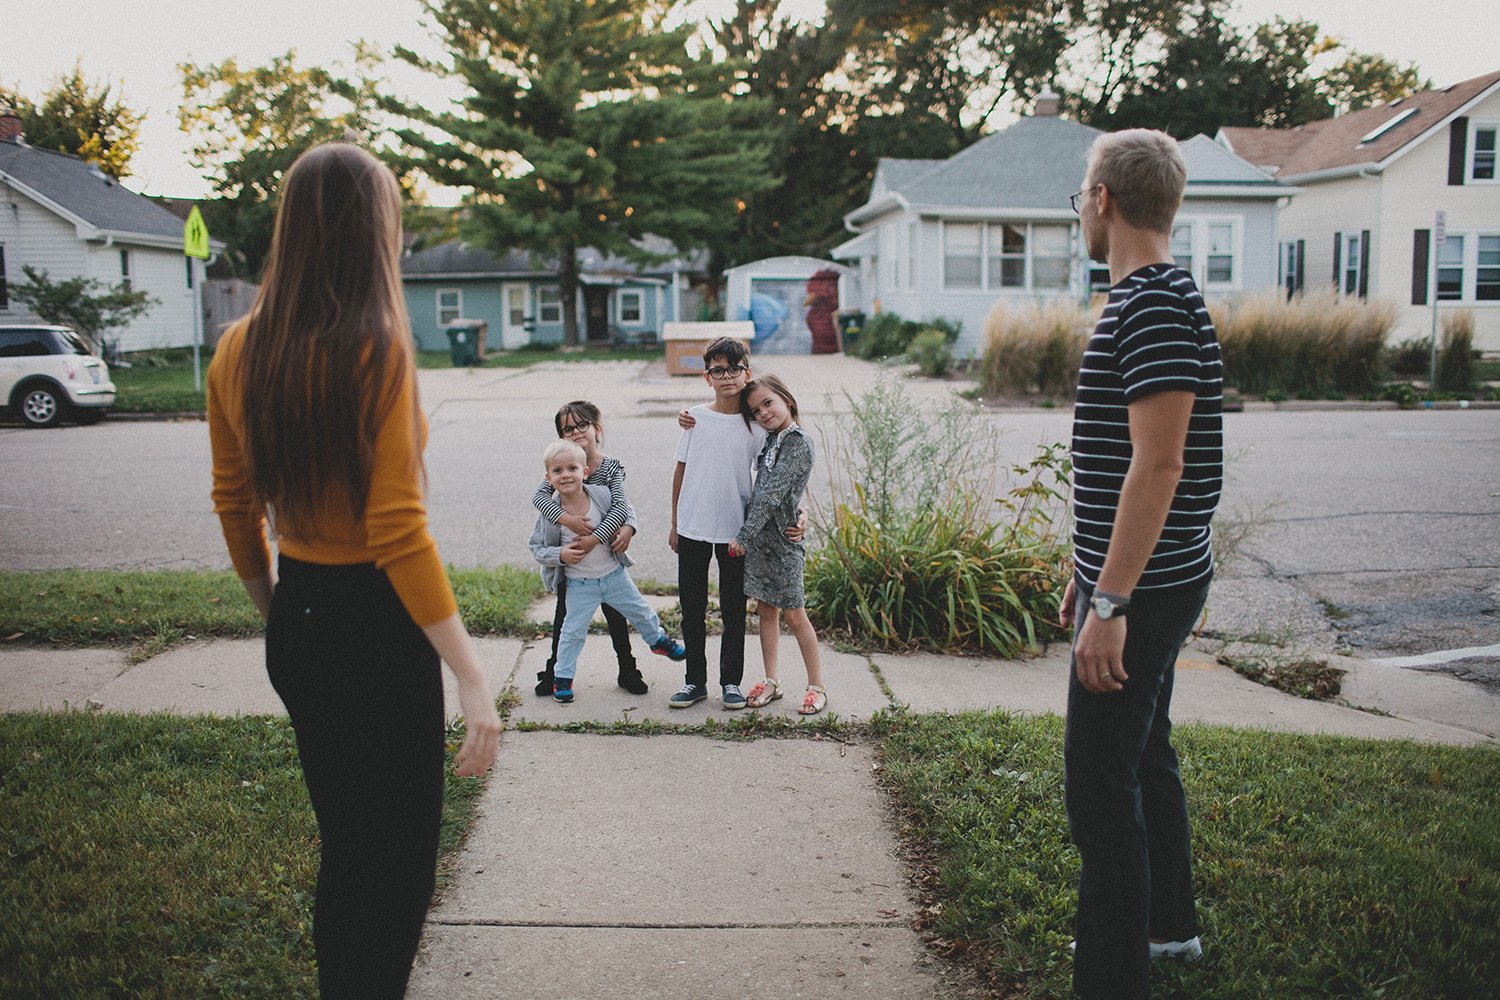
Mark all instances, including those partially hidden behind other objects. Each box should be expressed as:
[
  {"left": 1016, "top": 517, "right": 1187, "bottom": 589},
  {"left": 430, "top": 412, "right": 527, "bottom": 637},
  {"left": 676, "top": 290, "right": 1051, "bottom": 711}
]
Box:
[
  {"left": 588, "top": 457, "right": 631, "bottom": 545},
  {"left": 532, "top": 477, "right": 565, "bottom": 523}
]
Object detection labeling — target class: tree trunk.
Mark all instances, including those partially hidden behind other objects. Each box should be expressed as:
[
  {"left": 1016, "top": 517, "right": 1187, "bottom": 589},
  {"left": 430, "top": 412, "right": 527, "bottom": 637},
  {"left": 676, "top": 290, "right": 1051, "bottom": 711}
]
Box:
[{"left": 560, "top": 236, "right": 581, "bottom": 349}]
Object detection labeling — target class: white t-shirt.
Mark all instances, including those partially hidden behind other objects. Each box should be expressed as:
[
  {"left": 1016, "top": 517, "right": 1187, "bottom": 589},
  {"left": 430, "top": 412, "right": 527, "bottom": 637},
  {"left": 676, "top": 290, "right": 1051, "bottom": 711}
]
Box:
[
  {"left": 561, "top": 496, "right": 619, "bottom": 579},
  {"left": 673, "top": 404, "right": 767, "bottom": 543}
]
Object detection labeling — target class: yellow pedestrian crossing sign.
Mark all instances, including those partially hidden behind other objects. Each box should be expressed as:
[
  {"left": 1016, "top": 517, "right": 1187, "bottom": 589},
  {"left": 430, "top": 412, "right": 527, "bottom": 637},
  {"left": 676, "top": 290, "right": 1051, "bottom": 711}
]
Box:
[{"left": 184, "top": 205, "right": 210, "bottom": 259}]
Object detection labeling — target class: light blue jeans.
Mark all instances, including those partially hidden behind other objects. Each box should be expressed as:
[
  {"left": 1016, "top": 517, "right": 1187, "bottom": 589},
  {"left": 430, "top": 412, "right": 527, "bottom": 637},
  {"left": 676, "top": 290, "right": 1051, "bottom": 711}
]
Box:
[{"left": 555, "top": 566, "right": 665, "bottom": 680}]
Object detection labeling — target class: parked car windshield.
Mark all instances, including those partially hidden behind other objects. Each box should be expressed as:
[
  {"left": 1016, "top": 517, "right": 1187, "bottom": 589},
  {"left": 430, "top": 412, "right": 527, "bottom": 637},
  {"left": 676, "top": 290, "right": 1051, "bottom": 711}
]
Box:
[{"left": 53, "top": 330, "right": 93, "bottom": 356}]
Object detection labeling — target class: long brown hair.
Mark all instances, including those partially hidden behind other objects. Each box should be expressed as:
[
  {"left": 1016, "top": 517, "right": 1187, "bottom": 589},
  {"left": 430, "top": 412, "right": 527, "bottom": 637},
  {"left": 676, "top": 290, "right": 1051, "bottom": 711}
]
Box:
[{"left": 238, "top": 143, "right": 420, "bottom": 532}]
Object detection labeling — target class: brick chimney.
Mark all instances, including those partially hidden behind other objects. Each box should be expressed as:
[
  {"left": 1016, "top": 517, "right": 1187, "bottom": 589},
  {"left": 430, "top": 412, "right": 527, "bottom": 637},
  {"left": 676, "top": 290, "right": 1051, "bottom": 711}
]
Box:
[
  {"left": 1033, "top": 90, "right": 1061, "bottom": 118},
  {"left": 0, "top": 113, "right": 22, "bottom": 143}
]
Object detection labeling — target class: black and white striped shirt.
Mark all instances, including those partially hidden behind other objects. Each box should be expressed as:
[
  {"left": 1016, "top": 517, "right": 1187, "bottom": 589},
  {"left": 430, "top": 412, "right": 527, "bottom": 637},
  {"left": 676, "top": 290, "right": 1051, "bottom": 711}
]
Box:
[
  {"left": 1071, "top": 263, "right": 1222, "bottom": 592},
  {"left": 533, "top": 456, "right": 629, "bottom": 545}
]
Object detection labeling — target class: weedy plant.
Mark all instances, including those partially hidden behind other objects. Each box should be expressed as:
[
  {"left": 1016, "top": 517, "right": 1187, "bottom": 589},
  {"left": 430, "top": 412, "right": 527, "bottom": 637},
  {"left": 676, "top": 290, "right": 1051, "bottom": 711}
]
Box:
[{"left": 806, "top": 377, "right": 1071, "bottom": 655}]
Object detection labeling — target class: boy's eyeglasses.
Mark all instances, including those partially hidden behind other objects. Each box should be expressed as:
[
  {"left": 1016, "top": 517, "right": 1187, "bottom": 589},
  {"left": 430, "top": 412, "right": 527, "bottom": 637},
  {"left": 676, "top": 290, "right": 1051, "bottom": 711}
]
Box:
[
  {"left": 559, "top": 423, "right": 589, "bottom": 436},
  {"left": 706, "top": 365, "right": 748, "bottom": 380}
]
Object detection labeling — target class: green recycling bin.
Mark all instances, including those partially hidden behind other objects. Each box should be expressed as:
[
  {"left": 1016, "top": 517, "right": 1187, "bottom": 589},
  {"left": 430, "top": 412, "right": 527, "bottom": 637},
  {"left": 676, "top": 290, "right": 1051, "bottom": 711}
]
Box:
[
  {"left": 837, "top": 312, "right": 865, "bottom": 354},
  {"left": 444, "top": 320, "right": 485, "bottom": 366}
]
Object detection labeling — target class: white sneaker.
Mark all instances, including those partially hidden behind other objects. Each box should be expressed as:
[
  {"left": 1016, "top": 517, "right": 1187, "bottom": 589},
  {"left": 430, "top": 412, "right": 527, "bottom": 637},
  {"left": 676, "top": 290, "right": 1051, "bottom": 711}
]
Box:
[{"left": 1149, "top": 936, "right": 1202, "bottom": 962}]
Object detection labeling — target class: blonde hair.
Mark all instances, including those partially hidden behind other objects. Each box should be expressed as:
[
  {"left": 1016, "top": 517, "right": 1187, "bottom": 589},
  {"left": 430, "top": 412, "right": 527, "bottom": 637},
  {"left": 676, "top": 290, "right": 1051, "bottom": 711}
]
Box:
[
  {"left": 543, "top": 438, "right": 586, "bottom": 469},
  {"left": 1087, "top": 130, "right": 1187, "bottom": 234}
]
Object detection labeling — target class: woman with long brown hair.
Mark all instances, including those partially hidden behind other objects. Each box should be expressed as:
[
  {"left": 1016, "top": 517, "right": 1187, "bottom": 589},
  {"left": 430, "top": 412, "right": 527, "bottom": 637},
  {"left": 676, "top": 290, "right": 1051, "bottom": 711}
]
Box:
[{"left": 207, "top": 142, "right": 500, "bottom": 999}]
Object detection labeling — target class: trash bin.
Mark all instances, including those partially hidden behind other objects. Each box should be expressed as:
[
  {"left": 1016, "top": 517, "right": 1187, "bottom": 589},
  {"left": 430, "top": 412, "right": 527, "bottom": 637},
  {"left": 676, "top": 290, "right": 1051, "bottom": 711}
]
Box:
[
  {"left": 444, "top": 319, "right": 487, "bottom": 367},
  {"left": 837, "top": 312, "right": 865, "bottom": 354}
]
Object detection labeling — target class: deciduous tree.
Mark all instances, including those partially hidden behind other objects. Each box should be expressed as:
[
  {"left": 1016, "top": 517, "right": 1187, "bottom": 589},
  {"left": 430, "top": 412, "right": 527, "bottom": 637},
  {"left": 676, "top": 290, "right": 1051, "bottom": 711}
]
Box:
[
  {"left": 10, "top": 265, "right": 156, "bottom": 362},
  {"left": 0, "top": 64, "right": 142, "bottom": 179}
]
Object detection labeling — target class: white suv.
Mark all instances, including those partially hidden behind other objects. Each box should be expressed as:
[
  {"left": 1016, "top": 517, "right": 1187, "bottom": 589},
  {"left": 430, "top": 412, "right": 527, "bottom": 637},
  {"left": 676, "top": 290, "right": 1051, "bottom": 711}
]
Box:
[{"left": 0, "top": 324, "right": 116, "bottom": 427}]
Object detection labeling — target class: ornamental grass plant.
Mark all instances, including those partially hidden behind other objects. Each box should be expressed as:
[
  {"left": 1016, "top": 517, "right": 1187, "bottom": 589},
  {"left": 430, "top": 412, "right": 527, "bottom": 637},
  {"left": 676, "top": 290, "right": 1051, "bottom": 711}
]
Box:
[
  {"left": 1212, "top": 289, "right": 1393, "bottom": 396},
  {"left": 805, "top": 377, "right": 1071, "bottom": 655},
  {"left": 978, "top": 301, "right": 1094, "bottom": 399}
]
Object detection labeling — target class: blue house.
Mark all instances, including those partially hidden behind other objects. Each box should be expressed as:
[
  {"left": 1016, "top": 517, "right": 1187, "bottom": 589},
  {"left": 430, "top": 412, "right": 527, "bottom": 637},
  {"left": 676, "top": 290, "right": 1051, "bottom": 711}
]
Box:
[{"left": 401, "top": 237, "right": 708, "bottom": 351}]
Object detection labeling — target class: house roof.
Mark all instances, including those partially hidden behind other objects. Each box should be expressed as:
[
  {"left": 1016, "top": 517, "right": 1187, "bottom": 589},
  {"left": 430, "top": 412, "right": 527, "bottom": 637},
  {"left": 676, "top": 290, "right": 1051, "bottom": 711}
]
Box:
[
  {"left": 402, "top": 236, "right": 706, "bottom": 280},
  {"left": 1217, "top": 69, "right": 1500, "bottom": 179},
  {"left": 847, "top": 115, "right": 1285, "bottom": 229},
  {"left": 0, "top": 138, "right": 218, "bottom": 250}
]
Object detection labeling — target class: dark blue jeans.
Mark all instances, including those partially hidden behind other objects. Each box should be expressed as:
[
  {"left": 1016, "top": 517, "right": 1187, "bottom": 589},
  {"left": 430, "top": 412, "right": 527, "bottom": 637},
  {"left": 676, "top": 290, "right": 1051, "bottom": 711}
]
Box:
[{"left": 1065, "top": 580, "right": 1210, "bottom": 1000}]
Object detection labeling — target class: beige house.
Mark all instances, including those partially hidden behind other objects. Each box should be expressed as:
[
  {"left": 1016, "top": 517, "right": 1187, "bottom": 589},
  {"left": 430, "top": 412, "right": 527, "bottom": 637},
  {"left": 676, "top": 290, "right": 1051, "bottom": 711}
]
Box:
[{"left": 1218, "top": 69, "right": 1500, "bottom": 353}]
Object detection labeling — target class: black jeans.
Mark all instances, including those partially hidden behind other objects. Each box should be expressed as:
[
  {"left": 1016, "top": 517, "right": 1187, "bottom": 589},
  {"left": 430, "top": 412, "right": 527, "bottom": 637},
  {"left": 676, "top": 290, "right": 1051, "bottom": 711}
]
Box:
[
  {"left": 266, "top": 556, "right": 445, "bottom": 1000},
  {"left": 676, "top": 534, "right": 745, "bottom": 688},
  {"left": 543, "top": 575, "right": 638, "bottom": 675},
  {"left": 1064, "top": 580, "right": 1210, "bottom": 1000}
]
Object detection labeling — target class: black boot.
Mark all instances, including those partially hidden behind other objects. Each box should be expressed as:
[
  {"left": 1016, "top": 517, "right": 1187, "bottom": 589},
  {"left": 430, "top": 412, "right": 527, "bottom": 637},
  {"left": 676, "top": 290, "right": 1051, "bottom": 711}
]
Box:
[
  {"left": 535, "top": 665, "right": 555, "bottom": 697},
  {"left": 617, "top": 662, "right": 648, "bottom": 695}
]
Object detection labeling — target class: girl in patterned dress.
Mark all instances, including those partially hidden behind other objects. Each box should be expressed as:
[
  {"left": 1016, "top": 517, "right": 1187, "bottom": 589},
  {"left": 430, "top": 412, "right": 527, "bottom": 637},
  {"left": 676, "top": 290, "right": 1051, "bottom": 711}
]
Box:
[{"left": 728, "top": 375, "right": 826, "bottom": 715}]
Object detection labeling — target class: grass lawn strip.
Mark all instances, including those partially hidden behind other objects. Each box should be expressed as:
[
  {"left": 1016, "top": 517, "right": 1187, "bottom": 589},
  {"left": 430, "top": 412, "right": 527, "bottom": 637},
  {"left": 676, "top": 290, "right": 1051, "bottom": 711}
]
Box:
[
  {"left": 873, "top": 709, "right": 1500, "bottom": 1000},
  {"left": 0, "top": 712, "right": 485, "bottom": 999}
]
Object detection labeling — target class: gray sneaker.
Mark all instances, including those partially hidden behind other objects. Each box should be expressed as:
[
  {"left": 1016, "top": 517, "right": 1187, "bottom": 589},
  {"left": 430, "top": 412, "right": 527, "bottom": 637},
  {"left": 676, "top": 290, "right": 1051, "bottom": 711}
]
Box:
[
  {"left": 668, "top": 683, "right": 707, "bottom": 708},
  {"left": 722, "top": 684, "right": 747, "bottom": 710}
]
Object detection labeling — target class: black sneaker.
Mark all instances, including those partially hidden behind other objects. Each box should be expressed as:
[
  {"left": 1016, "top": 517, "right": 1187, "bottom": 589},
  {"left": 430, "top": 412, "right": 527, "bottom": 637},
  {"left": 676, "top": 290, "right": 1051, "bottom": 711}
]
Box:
[
  {"left": 617, "top": 669, "right": 649, "bottom": 695},
  {"left": 535, "top": 669, "right": 554, "bottom": 697}
]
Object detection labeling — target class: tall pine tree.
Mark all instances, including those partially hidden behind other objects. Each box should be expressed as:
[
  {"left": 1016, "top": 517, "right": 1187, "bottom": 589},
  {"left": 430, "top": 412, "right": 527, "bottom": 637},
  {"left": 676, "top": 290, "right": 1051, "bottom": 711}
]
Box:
[{"left": 392, "top": 0, "right": 773, "bottom": 345}]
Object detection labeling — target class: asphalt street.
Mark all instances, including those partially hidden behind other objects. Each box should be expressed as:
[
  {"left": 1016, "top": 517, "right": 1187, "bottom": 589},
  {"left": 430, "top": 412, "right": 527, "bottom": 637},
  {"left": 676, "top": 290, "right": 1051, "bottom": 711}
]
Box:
[{"left": 2, "top": 357, "right": 1497, "bottom": 678}]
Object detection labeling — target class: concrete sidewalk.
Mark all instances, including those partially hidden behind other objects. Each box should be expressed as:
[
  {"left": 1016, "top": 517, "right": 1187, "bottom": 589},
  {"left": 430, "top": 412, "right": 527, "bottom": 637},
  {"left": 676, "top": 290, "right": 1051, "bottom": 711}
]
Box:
[{"left": 2, "top": 631, "right": 1495, "bottom": 998}]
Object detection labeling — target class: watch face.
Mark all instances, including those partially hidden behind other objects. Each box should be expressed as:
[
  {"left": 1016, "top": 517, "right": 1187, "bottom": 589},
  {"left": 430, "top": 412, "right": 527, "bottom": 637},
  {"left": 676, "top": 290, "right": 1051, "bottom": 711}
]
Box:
[{"left": 1091, "top": 596, "right": 1115, "bottom": 619}]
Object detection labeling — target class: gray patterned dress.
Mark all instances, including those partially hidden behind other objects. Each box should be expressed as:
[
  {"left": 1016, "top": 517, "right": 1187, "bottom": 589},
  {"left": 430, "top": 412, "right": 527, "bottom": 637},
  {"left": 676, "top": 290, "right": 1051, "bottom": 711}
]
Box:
[{"left": 736, "top": 426, "right": 814, "bottom": 609}]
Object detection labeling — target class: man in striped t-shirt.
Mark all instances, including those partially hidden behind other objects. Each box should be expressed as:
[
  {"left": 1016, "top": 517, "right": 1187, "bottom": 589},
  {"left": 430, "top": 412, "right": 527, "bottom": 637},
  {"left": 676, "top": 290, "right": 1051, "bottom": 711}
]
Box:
[{"left": 1061, "top": 130, "right": 1223, "bottom": 1000}]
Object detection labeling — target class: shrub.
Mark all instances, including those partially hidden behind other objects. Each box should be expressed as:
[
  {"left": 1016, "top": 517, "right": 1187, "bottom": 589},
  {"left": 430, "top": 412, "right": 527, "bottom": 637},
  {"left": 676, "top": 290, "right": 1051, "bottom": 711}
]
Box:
[
  {"left": 1386, "top": 336, "right": 1431, "bottom": 377},
  {"left": 857, "top": 312, "right": 961, "bottom": 361},
  {"left": 806, "top": 377, "right": 1071, "bottom": 655},
  {"left": 979, "top": 301, "right": 1093, "bottom": 398},
  {"left": 1213, "top": 290, "right": 1393, "bottom": 396},
  {"left": 908, "top": 328, "right": 954, "bottom": 377},
  {"left": 1436, "top": 310, "right": 1476, "bottom": 391}
]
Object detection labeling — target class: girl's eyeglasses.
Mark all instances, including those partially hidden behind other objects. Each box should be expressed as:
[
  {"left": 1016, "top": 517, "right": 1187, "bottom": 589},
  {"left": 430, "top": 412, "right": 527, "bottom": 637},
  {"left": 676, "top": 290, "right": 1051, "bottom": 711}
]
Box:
[
  {"left": 559, "top": 423, "right": 589, "bottom": 436},
  {"left": 706, "top": 365, "right": 748, "bottom": 380}
]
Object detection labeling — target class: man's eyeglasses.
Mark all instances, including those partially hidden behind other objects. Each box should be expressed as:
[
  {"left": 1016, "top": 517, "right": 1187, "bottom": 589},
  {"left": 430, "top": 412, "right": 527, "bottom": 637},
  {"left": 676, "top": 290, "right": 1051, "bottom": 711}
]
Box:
[
  {"left": 706, "top": 364, "right": 748, "bottom": 380},
  {"left": 559, "top": 423, "right": 589, "bottom": 436},
  {"left": 1070, "top": 185, "right": 1099, "bottom": 214}
]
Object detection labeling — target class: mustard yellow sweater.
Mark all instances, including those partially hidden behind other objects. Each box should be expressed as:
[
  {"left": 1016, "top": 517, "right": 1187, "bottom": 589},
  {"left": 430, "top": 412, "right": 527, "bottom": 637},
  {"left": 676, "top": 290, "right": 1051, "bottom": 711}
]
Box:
[{"left": 207, "top": 322, "right": 457, "bottom": 626}]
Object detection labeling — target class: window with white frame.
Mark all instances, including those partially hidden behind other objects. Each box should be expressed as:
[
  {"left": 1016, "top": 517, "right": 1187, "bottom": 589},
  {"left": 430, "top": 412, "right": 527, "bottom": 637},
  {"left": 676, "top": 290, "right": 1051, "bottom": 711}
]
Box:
[
  {"left": 1170, "top": 218, "right": 1241, "bottom": 291},
  {"left": 618, "top": 288, "right": 643, "bottom": 324},
  {"left": 942, "top": 221, "right": 1076, "bottom": 291},
  {"left": 1342, "top": 231, "right": 1363, "bottom": 298},
  {"left": 1470, "top": 122, "right": 1497, "bottom": 182},
  {"left": 1435, "top": 232, "right": 1500, "bottom": 302},
  {"left": 943, "top": 223, "right": 983, "bottom": 289},
  {"left": 538, "top": 286, "right": 562, "bottom": 323},
  {"left": 437, "top": 288, "right": 462, "bottom": 325},
  {"left": 906, "top": 222, "right": 918, "bottom": 290},
  {"left": 1280, "top": 239, "right": 1304, "bottom": 297}
]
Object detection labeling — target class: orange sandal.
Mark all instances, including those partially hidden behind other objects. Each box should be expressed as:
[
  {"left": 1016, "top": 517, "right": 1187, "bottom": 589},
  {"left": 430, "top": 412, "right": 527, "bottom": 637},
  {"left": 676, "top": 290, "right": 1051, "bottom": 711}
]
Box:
[
  {"left": 745, "top": 678, "right": 782, "bottom": 708},
  {"left": 798, "top": 685, "right": 827, "bottom": 716}
]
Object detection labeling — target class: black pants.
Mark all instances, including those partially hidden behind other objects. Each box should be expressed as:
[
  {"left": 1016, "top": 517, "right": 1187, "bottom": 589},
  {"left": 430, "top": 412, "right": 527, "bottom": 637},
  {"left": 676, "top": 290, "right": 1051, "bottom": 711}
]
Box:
[
  {"left": 266, "top": 555, "right": 445, "bottom": 1000},
  {"left": 676, "top": 535, "right": 745, "bottom": 688},
  {"left": 1064, "top": 580, "right": 1210, "bottom": 1000},
  {"left": 542, "top": 576, "right": 638, "bottom": 675}
]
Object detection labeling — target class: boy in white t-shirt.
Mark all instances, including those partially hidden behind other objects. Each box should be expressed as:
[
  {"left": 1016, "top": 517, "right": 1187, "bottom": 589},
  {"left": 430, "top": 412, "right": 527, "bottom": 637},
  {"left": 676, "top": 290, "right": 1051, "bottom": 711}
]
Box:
[
  {"left": 530, "top": 439, "right": 684, "bottom": 704},
  {"left": 667, "top": 337, "right": 768, "bottom": 710}
]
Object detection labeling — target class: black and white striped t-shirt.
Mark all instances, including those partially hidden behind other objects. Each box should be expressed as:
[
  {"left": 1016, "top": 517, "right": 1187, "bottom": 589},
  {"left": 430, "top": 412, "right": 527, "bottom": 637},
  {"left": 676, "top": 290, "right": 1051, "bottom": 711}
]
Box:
[{"left": 1071, "top": 262, "right": 1222, "bottom": 592}]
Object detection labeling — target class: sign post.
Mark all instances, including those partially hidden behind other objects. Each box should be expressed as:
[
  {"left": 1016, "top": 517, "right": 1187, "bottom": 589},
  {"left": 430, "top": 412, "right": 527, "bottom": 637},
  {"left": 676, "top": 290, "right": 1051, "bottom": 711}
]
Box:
[
  {"left": 1430, "top": 210, "right": 1446, "bottom": 389},
  {"left": 184, "top": 206, "right": 211, "bottom": 392}
]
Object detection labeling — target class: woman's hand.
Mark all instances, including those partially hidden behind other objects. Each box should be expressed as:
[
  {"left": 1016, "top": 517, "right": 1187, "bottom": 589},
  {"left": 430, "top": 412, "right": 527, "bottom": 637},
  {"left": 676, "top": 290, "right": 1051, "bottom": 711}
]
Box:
[
  {"left": 784, "top": 508, "right": 807, "bottom": 542},
  {"left": 453, "top": 677, "right": 501, "bottom": 777}
]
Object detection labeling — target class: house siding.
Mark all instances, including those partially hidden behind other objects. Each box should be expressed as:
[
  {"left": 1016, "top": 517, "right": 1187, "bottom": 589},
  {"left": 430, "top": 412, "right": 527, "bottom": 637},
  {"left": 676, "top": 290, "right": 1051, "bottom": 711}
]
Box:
[{"left": 0, "top": 193, "right": 90, "bottom": 323}]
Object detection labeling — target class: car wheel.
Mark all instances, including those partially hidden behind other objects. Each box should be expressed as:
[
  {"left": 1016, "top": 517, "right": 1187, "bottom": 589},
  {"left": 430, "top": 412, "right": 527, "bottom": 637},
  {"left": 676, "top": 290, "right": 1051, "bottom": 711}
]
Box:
[
  {"left": 18, "top": 383, "right": 66, "bottom": 428},
  {"left": 75, "top": 408, "right": 108, "bottom": 426}
]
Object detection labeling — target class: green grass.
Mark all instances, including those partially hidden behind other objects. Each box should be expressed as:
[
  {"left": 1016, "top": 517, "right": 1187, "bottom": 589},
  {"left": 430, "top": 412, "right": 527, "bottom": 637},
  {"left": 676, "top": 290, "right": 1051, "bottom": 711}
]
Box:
[
  {"left": 111, "top": 349, "right": 207, "bottom": 413},
  {"left": 0, "top": 711, "right": 486, "bottom": 999},
  {"left": 415, "top": 344, "right": 662, "bottom": 369},
  {"left": 873, "top": 709, "right": 1500, "bottom": 999},
  {"left": 0, "top": 567, "right": 541, "bottom": 652}
]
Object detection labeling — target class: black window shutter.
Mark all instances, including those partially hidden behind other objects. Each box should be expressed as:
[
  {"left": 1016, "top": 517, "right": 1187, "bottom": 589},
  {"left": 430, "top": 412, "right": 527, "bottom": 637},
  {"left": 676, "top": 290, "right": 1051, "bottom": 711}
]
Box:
[
  {"left": 1358, "top": 229, "right": 1371, "bottom": 299},
  {"left": 1412, "top": 229, "right": 1430, "bottom": 305},
  {"left": 0, "top": 245, "right": 7, "bottom": 310},
  {"left": 1332, "top": 232, "right": 1343, "bottom": 287},
  {"left": 1295, "top": 239, "right": 1305, "bottom": 292},
  {"left": 1449, "top": 117, "right": 1469, "bottom": 185}
]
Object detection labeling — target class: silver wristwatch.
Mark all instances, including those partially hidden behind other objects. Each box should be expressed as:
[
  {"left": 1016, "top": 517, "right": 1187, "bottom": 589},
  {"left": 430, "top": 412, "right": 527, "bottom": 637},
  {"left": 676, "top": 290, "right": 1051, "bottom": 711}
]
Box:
[{"left": 1089, "top": 590, "right": 1131, "bottom": 620}]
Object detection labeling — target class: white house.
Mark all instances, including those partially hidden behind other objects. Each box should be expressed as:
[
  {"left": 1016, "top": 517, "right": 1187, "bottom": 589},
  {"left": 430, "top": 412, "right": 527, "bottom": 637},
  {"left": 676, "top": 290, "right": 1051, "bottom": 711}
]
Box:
[
  {"left": 833, "top": 101, "right": 1291, "bottom": 356},
  {"left": 1218, "top": 69, "right": 1500, "bottom": 353},
  {"left": 0, "top": 116, "right": 222, "bottom": 352}
]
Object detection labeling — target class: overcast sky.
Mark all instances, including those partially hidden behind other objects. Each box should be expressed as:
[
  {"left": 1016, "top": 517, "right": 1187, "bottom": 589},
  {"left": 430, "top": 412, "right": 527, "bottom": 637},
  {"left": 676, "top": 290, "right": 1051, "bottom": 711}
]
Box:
[{"left": 6, "top": 0, "right": 1491, "bottom": 200}]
